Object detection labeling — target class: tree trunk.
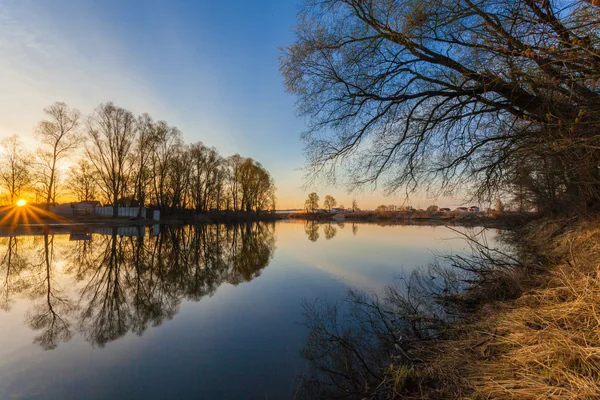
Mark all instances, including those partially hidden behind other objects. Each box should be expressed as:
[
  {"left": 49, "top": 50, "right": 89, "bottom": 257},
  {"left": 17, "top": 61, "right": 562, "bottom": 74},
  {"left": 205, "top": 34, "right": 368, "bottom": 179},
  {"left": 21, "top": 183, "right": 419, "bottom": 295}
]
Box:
[
  {"left": 45, "top": 165, "right": 55, "bottom": 211},
  {"left": 113, "top": 190, "right": 118, "bottom": 218}
]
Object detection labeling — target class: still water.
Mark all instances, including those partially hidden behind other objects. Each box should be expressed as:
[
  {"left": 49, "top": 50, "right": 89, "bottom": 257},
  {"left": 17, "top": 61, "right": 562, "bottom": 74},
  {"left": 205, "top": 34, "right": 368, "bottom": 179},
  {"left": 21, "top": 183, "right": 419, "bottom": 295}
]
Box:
[{"left": 0, "top": 221, "right": 498, "bottom": 399}]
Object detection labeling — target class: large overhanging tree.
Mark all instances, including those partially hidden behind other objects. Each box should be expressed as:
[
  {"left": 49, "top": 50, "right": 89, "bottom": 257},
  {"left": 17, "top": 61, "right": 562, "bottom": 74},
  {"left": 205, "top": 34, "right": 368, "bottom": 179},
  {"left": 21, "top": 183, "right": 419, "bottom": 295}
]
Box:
[{"left": 281, "top": 0, "right": 600, "bottom": 213}]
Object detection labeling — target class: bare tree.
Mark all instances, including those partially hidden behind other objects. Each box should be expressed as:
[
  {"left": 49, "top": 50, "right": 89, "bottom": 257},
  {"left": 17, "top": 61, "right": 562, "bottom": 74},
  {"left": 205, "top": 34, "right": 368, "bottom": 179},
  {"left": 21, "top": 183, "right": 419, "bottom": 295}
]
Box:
[
  {"left": 0, "top": 135, "right": 32, "bottom": 204},
  {"left": 305, "top": 192, "right": 320, "bottom": 213},
  {"left": 189, "top": 143, "right": 223, "bottom": 212},
  {"left": 237, "top": 158, "right": 275, "bottom": 212},
  {"left": 221, "top": 155, "right": 276, "bottom": 213},
  {"left": 148, "top": 120, "right": 183, "bottom": 212},
  {"left": 86, "top": 103, "right": 136, "bottom": 217},
  {"left": 323, "top": 195, "right": 337, "bottom": 212},
  {"left": 66, "top": 160, "right": 98, "bottom": 202},
  {"left": 281, "top": 0, "right": 600, "bottom": 213},
  {"left": 131, "top": 113, "right": 155, "bottom": 217},
  {"left": 225, "top": 154, "right": 244, "bottom": 211},
  {"left": 166, "top": 146, "right": 192, "bottom": 213},
  {"left": 35, "top": 102, "right": 81, "bottom": 209}
]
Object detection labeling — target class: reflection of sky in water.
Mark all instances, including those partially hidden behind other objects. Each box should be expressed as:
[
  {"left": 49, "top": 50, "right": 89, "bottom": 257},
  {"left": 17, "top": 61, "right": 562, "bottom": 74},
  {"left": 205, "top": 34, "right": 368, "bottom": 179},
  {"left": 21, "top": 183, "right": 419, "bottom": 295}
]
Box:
[{"left": 0, "top": 222, "right": 499, "bottom": 400}]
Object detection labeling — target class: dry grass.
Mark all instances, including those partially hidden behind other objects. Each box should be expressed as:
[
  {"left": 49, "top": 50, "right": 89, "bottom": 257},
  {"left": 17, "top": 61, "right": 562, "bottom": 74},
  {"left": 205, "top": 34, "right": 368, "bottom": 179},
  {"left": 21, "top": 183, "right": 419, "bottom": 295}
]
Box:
[
  {"left": 472, "top": 220, "right": 600, "bottom": 399},
  {"left": 390, "top": 217, "right": 600, "bottom": 399}
]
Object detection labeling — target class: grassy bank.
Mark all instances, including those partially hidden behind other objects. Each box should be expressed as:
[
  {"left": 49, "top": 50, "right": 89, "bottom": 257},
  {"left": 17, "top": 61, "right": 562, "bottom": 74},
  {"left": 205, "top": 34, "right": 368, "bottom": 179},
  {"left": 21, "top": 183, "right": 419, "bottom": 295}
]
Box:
[{"left": 386, "top": 217, "right": 600, "bottom": 399}]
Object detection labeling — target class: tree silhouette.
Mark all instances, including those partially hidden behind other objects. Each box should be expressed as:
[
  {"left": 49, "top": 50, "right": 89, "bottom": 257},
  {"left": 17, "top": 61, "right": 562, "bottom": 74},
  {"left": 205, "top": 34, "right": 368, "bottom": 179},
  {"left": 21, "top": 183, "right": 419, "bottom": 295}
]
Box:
[
  {"left": 35, "top": 102, "right": 81, "bottom": 209},
  {"left": 0, "top": 136, "right": 32, "bottom": 204},
  {"left": 86, "top": 103, "right": 136, "bottom": 217},
  {"left": 323, "top": 195, "right": 337, "bottom": 212},
  {"left": 305, "top": 192, "right": 320, "bottom": 213},
  {"left": 282, "top": 0, "right": 600, "bottom": 213}
]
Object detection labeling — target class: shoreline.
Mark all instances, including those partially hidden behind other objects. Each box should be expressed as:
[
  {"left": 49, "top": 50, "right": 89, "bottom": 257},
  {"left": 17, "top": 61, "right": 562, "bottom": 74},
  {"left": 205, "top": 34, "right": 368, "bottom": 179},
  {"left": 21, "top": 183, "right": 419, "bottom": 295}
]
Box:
[
  {"left": 296, "top": 216, "right": 598, "bottom": 399},
  {"left": 0, "top": 210, "right": 288, "bottom": 230},
  {"left": 289, "top": 210, "right": 535, "bottom": 228},
  {"left": 0, "top": 212, "right": 525, "bottom": 231},
  {"left": 377, "top": 216, "right": 598, "bottom": 398}
]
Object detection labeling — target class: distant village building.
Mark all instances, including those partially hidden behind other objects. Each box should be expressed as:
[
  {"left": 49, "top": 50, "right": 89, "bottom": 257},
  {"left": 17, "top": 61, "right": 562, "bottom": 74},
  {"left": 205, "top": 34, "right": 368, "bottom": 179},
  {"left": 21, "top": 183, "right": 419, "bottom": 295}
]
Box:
[
  {"left": 439, "top": 208, "right": 451, "bottom": 212},
  {"left": 72, "top": 201, "right": 101, "bottom": 216},
  {"left": 468, "top": 206, "right": 480, "bottom": 212},
  {"left": 49, "top": 203, "right": 74, "bottom": 216}
]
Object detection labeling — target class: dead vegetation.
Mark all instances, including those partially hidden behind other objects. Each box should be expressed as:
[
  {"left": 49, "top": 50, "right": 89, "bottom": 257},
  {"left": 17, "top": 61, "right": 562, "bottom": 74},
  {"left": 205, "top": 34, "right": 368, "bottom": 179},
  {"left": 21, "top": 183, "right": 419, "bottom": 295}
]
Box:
[
  {"left": 298, "top": 217, "right": 600, "bottom": 399},
  {"left": 388, "top": 217, "right": 600, "bottom": 399},
  {"left": 464, "top": 218, "right": 600, "bottom": 399}
]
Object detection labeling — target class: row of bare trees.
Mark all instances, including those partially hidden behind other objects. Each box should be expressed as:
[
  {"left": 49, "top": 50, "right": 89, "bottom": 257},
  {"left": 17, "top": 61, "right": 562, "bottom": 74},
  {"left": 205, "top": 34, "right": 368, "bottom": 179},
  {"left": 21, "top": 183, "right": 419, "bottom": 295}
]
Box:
[
  {"left": 282, "top": 0, "right": 600, "bottom": 215},
  {"left": 304, "top": 192, "right": 360, "bottom": 212},
  {"left": 0, "top": 102, "right": 276, "bottom": 216}
]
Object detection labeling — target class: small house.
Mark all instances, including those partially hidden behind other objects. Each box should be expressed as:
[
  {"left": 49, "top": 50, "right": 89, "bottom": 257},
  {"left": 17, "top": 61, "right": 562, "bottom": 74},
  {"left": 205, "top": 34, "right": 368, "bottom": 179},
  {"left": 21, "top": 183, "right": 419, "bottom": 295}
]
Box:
[
  {"left": 439, "top": 208, "right": 451, "bottom": 212},
  {"left": 468, "top": 206, "right": 480, "bottom": 212},
  {"left": 72, "top": 201, "right": 100, "bottom": 216}
]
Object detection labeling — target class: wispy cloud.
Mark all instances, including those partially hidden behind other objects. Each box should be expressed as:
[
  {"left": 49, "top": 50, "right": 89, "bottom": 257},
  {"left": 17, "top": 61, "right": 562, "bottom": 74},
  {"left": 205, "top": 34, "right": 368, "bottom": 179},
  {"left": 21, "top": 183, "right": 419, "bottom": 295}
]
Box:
[{"left": 0, "top": 0, "right": 168, "bottom": 148}]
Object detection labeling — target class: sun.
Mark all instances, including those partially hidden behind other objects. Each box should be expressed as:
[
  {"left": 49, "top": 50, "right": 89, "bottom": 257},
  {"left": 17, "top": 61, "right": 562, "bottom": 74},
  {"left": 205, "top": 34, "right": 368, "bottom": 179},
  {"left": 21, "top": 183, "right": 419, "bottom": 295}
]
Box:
[{"left": 16, "top": 199, "right": 26, "bottom": 207}]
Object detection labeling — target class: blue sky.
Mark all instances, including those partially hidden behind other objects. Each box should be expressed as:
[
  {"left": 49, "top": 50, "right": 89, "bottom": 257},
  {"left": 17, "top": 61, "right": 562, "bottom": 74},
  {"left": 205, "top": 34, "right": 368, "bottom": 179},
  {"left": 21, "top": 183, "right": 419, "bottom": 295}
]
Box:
[{"left": 0, "top": 0, "right": 453, "bottom": 209}]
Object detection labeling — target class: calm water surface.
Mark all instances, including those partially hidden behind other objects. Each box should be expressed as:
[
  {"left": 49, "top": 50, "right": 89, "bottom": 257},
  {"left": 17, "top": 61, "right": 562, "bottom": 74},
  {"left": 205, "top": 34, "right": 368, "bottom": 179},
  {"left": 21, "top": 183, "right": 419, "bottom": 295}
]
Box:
[{"left": 0, "top": 221, "right": 499, "bottom": 399}]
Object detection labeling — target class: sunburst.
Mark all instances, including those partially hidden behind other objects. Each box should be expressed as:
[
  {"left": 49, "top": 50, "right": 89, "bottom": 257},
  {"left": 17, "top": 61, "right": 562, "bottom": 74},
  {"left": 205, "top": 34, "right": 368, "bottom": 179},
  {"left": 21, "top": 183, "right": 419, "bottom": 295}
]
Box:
[{"left": 0, "top": 203, "right": 71, "bottom": 233}]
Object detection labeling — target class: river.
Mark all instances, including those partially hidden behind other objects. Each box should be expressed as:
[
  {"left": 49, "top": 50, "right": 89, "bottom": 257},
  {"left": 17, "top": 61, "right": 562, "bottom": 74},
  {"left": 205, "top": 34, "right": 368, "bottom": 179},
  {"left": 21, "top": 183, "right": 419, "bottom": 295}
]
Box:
[{"left": 0, "top": 220, "right": 500, "bottom": 399}]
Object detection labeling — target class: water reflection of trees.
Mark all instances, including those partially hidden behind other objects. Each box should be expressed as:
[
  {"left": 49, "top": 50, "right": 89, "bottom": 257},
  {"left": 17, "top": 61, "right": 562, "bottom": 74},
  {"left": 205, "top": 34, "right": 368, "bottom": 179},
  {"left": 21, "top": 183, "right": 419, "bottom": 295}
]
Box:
[
  {"left": 304, "top": 221, "right": 320, "bottom": 242},
  {"left": 0, "top": 237, "right": 30, "bottom": 311},
  {"left": 27, "top": 234, "right": 75, "bottom": 350},
  {"left": 323, "top": 224, "right": 337, "bottom": 240},
  {"left": 305, "top": 221, "right": 340, "bottom": 241},
  {"left": 298, "top": 228, "right": 518, "bottom": 399},
  {"left": 0, "top": 222, "right": 276, "bottom": 349}
]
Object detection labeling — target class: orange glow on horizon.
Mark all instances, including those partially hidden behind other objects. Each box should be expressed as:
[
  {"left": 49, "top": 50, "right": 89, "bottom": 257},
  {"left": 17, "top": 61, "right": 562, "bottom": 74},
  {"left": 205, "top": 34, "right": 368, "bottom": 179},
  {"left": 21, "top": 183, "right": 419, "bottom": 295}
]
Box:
[{"left": 0, "top": 202, "right": 69, "bottom": 233}]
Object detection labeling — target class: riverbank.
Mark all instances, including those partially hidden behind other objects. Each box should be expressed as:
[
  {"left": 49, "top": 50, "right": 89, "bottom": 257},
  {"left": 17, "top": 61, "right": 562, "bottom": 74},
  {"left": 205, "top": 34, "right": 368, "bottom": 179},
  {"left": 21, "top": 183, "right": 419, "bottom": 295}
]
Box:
[
  {"left": 289, "top": 209, "right": 535, "bottom": 227},
  {"left": 385, "top": 216, "right": 600, "bottom": 398},
  {"left": 0, "top": 207, "right": 287, "bottom": 229},
  {"left": 160, "top": 210, "right": 287, "bottom": 224},
  {"left": 297, "top": 216, "right": 600, "bottom": 398}
]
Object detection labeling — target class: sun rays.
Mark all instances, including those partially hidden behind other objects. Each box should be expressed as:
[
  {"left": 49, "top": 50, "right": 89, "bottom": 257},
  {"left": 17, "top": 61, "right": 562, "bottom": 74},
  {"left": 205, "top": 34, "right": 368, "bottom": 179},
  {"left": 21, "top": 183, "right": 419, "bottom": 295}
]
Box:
[{"left": 0, "top": 204, "right": 71, "bottom": 233}]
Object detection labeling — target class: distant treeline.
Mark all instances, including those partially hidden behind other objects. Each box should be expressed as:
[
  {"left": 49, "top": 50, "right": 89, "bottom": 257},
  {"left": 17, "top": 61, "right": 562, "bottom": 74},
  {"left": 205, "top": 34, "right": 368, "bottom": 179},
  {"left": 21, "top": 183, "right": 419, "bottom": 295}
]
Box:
[{"left": 0, "top": 102, "right": 276, "bottom": 216}]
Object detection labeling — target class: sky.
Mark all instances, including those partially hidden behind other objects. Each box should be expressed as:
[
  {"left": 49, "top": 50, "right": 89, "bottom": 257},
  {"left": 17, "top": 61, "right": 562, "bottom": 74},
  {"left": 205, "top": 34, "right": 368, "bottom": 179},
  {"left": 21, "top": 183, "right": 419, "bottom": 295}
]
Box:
[{"left": 0, "top": 0, "right": 460, "bottom": 209}]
